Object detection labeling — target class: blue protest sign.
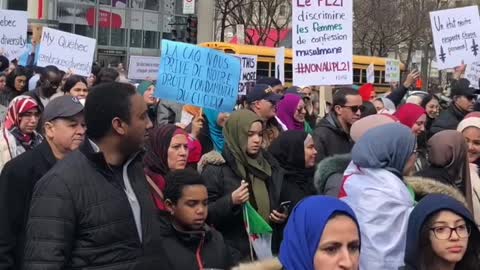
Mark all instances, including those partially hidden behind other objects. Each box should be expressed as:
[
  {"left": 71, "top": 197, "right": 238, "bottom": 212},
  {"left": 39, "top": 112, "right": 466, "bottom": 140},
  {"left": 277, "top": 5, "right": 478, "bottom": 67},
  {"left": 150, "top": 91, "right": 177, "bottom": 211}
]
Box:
[{"left": 155, "top": 40, "right": 241, "bottom": 112}]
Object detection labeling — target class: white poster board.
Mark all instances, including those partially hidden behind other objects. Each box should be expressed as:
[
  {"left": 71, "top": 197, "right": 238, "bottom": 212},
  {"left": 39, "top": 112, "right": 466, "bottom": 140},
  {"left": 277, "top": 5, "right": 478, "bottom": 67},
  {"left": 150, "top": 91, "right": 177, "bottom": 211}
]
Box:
[
  {"left": 367, "top": 63, "right": 375, "bottom": 83},
  {"left": 183, "top": 0, "right": 195, "bottom": 15},
  {"left": 465, "top": 62, "right": 480, "bottom": 89},
  {"left": 237, "top": 54, "right": 257, "bottom": 95},
  {"left": 292, "top": 0, "right": 353, "bottom": 85},
  {"left": 37, "top": 27, "right": 96, "bottom": 77},
  {"left": 275, "top": 47, "right": 285, "bottom": 84},
  {"left": 128, "top": 55, "right": 161, "bottom": 80},
  {"left": 0, "top": 10, "right": 28, "bottom": 60},
  {"left": 385, "top": 59, "right": 400, "bottom": 82},
  {"left": 430, "top": 6, "right": 480, "bottom": 70}
]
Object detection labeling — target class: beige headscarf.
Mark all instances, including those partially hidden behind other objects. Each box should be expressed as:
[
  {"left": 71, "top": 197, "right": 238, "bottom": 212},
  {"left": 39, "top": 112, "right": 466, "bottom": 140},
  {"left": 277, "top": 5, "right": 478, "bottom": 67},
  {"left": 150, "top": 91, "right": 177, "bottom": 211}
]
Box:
[{"left": 350, "top": 114, "right": 399, "bottom": 142}]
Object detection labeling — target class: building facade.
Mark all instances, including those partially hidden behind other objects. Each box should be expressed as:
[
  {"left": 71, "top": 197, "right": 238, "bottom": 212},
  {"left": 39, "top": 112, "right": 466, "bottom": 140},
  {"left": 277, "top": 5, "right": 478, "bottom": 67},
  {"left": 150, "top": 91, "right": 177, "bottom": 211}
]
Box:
[{"left": 5, "top": 0, "right": 199, "bottom": 67}]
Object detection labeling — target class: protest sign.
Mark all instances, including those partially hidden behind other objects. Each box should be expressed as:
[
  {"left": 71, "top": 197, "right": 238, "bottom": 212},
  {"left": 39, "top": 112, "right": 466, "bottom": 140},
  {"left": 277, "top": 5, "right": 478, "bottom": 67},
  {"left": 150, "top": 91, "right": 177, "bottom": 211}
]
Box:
[
  {"left": 237, "top": 54, "right": 257, "bottom": 95},
  {"left": 465, "top": 62, "right": 480, "bottom": 89},
  {"left": 292, "top": 0, "right": 353, "bottom": 86},
  {"left": 37, "top": 27, "right": 96, "bottom": 77},
  {"left": 430, "top": 6, "right": 480, "bottom": 70},
  {"left": 0, "top": 10, "right": 28, "bottom": 60},
  {"left": 275, "top": 47, "right": 285, "bottom": 84},
  {"left": 367, "top": 63, "right": 375, "bottom": 84},
  {"left": 155, "top": 40, "right": 241, "bottom": 112},
  {"left": 385, "top": 59, "right": 400, "bottom": 82},
  {"left": 128, "top": 55, "right": 160, "bottom": 80}
]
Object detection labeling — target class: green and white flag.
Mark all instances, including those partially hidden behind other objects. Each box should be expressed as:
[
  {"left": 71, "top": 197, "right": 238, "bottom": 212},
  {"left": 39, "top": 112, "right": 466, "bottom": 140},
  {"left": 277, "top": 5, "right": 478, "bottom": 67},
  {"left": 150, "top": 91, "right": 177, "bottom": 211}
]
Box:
[{"left": 243, "top": 202, "right": 273, "bottom": 260}]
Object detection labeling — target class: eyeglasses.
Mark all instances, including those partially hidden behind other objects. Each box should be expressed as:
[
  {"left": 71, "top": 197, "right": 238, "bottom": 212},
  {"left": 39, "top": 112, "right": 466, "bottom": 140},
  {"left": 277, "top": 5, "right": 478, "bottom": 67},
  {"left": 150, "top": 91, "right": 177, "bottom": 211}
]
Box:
[
  {"left": 296, "top": 107, "right": 307, "bottom": 114},
  {"left": 342, "top": 105, "right": 364, "bottom": 113},
  {"left": 430, "top": 224, "right": 471, "bottom": 240},
  {"left": 465, "top": 95, "right": 477, "bottom": 101}
]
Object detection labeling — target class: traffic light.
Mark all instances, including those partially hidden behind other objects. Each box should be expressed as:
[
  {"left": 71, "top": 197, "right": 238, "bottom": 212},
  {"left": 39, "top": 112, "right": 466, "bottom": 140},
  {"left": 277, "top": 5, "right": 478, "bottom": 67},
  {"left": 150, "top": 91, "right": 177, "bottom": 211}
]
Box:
[{"left": 186, "top": 16, "right": 198, "bottom": 44}]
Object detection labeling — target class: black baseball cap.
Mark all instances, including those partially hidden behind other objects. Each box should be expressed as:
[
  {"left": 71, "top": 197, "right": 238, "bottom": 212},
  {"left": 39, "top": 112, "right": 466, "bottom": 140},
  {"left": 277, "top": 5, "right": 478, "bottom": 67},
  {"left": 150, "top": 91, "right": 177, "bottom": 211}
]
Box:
[
  {"left": 246, "top": 84, "right": 283, "bottom": 104},
  {"left": 43, "top": 96, "right": 84, "bottom": 122},
  {"left": 451, "top": 79, "right": 476, "bottom": 99}
]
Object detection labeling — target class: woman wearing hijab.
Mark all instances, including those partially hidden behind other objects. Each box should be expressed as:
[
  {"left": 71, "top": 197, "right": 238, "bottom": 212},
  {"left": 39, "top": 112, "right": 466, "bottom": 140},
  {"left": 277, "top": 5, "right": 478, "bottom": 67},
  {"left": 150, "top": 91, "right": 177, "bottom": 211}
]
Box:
[
  {"left": 401, "top": 194, "right": 480, "bottom": 270},
  {"left": 276, "top": 94, "right": 312, "bottom": 134},
  {"left": 269, "top": 131, "right": 317, "bottom": 208},
  {"left": 199, "top": 108, "right": 228, "bottom": 154},
  {"left": 136, "top": 80, "right": 158, "bottom": 124},
  {"left": 315, "top": 114, "right": 398, "bottom": 196},
  {"left": 358, "top": 83, "right": 376, "bottom": 102},
  {"left": 458, "top": 114, "right": 480, "bottom": 223},
  {"left": 143, "top": 124, "right": 189, "bottom": 211},
  {"left": 416, "top": 130, "right": 472, "bottom": 208},
  {"left": 232, "top": 196, "right": 361, "bottom": 270},
  {"left": 201, "top": 109, "right": 285, "bottom": 261},
  {"left": 0, "top": 96, "right": 42, "bottom": 170},
  {"left": 339, "top": 123, "right": 417, "bottom": 270},
  {"left": 373, "top": 97, "right": 396, "bottom": 114},
  {"left": 394, "top": 103, "right": 427, "bottom": 137}
]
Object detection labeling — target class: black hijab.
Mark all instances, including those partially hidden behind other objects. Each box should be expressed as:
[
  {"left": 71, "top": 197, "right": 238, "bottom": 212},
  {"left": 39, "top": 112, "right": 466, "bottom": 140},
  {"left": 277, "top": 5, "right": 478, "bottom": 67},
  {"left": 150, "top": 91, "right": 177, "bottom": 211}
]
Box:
[{"left": 269, "top": 131, "right": 314, "bottom": 180}]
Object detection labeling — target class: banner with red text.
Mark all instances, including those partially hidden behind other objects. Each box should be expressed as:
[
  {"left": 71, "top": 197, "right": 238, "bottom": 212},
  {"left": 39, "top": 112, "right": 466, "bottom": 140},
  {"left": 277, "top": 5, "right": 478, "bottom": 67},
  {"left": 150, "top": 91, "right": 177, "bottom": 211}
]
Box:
[{"left": 292, "top": 0, "right": 353, "bottom": 86}]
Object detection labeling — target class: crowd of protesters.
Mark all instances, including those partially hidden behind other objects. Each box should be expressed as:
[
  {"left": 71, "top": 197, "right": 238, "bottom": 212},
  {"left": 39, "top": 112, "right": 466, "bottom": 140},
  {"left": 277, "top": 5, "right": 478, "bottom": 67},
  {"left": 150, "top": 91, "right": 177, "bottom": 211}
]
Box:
[{"left": 0, "top": 55, "right": 478, "bottom": 270}]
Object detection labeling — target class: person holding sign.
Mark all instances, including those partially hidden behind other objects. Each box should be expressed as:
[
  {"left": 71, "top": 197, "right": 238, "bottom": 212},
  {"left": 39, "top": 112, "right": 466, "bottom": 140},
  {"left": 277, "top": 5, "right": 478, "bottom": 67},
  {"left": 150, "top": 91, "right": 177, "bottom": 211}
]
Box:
[{"left": 201, "top": 110, "right": 285, "bottom": 262}]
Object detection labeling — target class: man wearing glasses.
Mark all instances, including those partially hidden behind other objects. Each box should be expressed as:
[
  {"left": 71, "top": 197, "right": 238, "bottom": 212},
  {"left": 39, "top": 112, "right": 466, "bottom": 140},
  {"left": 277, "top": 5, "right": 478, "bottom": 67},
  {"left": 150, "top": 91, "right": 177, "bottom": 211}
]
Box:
[
  {"left": 313, "top": 88, "right": 362, "bottom": 162},
  {"left": 431, "top": 78, "right": 476, "bottom": 136}
]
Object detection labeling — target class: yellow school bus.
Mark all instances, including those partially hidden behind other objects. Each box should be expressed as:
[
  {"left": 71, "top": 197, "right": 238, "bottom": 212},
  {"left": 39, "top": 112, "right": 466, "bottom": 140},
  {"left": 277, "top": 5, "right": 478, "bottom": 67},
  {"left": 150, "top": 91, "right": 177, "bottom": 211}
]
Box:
[{"left": 199, "top": 42, "right": 405, "bottom": 93}]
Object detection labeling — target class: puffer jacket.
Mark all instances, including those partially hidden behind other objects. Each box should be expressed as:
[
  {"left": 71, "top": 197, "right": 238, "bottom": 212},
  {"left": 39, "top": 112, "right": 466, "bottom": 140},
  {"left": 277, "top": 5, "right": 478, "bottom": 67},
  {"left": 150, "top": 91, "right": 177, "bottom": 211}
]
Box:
[
  {"left": 430, "top": 104, "right": 466, "bottom": 136},
  {"left": 22, "top": 141, "right": 163, "bottom": 270},
  {"left": 314, "top": 153, "right": 351, "bottom": 196},
  {"left": 156, "top": 216, "right": 233, "bottom": 270},
  {"left": 313, "top": 113, "right": 353, "bottom": 163},
  {"left": 201, "top": 146, "right": 284, "bottom": 262}
]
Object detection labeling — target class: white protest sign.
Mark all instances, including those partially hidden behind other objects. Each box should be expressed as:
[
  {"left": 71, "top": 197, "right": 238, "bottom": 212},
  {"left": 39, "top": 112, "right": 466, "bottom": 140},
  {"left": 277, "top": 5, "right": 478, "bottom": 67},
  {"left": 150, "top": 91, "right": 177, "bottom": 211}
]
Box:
[
  {"left": 128, "top": 55, "right": 161, "bottom": 80},
  {"left": 465, "top": 62, "right": 480, "bottom": 89},
  {"left": 430, "top": 6, "right": 480, "bottom": 70},
  {"left": 183, "top": 0, "right": 195, "bottom": 15},
  {"left": 367, "top": 63, "right": 375, "bottom": 83},
  {"left": 292, "top": 0, "right": 353, "bottom": 86},
  {"left": 37, "top": 27, "right": 96, "bottom": 77},
  {"left": 275, "top": 47, "right": 285, "bottom": 84},
  {"left": 0, "top": 10, "right": 28, "bottom": 60},
  {"left": 237, "top": 54, "right": 257, "bottom": 95},
  {"left": 385, "top": 59, "right": 400, "bottom": 82}
]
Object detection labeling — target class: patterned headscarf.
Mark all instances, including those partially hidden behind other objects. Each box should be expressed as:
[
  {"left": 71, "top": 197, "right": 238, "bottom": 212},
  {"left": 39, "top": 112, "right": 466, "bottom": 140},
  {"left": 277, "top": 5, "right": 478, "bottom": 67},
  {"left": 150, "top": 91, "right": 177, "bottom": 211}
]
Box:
[{"left": 5, "top": 95, "right": 38, "bottom": 131}]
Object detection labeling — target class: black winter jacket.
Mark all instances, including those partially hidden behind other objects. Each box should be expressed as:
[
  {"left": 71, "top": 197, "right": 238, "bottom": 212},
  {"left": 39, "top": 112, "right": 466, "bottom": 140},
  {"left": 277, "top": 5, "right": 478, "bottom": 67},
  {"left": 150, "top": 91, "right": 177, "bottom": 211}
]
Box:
[
  {"left": 156, "top": 216, "right": 233, "bottom": 270},
  {"left": 430, "top": 104, "right": 467, "bottom": 136},
  {"left": 0, "top": 141, "right": 57, "bottom": 270},
  {"left": 22, "top": 141, "right": 163, "bottom": 270},
  {"left": 313, "top": 113, "right": 354, "bottom": 163},
  {"left": 201, "top": 147, "right": 284, "bottom": 261}
]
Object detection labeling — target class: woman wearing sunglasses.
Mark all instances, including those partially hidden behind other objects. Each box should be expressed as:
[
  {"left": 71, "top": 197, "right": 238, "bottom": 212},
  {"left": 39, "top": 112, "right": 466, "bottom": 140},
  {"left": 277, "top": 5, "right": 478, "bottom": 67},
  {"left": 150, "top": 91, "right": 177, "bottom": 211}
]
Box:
[{"left": 401, "top": 194, "right": 480, "bottom": 270}]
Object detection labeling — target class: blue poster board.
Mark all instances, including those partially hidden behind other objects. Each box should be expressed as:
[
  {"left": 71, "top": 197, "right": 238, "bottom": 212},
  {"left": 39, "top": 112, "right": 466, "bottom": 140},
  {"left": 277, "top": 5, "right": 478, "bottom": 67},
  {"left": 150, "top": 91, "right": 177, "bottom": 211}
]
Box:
[{"left": 155, "top": 40, "right": 241, "bottom": 112}]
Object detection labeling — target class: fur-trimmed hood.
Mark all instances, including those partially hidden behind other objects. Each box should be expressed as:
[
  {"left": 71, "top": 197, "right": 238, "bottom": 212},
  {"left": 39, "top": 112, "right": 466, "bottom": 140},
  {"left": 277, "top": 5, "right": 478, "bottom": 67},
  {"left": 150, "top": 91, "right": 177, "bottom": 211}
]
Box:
[
  {"left": 232, "top": 258, "right": 282, "bottom": 270},
  {"left": 314, "top": 153, "right": 351, "bottom": 193},
  {"left": 405, "top": 176, "right": 467, "bottom": 206}
]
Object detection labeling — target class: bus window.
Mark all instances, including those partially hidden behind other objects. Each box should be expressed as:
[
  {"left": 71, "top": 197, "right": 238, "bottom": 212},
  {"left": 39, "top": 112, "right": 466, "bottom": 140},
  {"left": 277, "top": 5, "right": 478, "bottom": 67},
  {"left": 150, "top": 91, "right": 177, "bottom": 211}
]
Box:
[
  {"left": 353, "top": 68, "right": 361, "bottom": 84},
  {"left": 257, "top": 61, "right": 270, "bottom": 78},
  {"left": 379, "top": 71, "right": 385, "bottom": 83},
  {"left": 285, "top": 63, "right": 293, "bottom": 83},
  {"left": 374, "top": 70, "right": 381, "bottom": 84},
  {"left": 361, "top": 69, "right": 366, "bottom": 84}
]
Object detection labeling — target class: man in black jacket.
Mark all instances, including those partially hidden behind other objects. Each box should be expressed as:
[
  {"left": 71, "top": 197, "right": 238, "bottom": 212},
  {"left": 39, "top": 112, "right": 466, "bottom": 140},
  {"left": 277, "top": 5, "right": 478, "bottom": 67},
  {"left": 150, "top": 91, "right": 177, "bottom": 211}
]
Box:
[
  {"left": 313, "top": 88, "right": 362, "bottom": 162},
  {"left": 25, "top": 65, "right": 62, "bottom": 112},
  {"left": 0, "top": 95, "right": 85, "bottom": 270},
  {"left": 430, "top": 78, "right": 475, "bottom": 136},
  {"left": 21, "top": 82, "right": 162, "bottom": 270}
]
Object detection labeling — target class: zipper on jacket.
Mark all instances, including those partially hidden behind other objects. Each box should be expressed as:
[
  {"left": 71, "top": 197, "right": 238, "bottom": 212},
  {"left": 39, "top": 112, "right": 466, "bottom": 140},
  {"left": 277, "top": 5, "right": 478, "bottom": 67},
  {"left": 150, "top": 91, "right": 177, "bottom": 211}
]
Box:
[{"left": 195, "top": 234, "right": 205, "bottom": 270}]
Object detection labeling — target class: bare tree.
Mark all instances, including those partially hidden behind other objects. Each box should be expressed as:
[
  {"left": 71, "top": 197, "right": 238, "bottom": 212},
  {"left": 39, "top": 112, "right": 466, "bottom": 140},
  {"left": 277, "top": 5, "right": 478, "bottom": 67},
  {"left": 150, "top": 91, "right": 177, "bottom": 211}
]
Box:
[{"left": 214, "top": 0, "right": 291, "bottom": 46}]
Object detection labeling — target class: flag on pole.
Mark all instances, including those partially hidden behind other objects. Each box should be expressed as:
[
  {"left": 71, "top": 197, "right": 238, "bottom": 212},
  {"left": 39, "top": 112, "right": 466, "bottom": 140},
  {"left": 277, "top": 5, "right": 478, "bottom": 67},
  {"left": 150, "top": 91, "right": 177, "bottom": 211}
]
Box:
[{"left": 243, "top": 202, "right": 273, "bottom": 260}]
